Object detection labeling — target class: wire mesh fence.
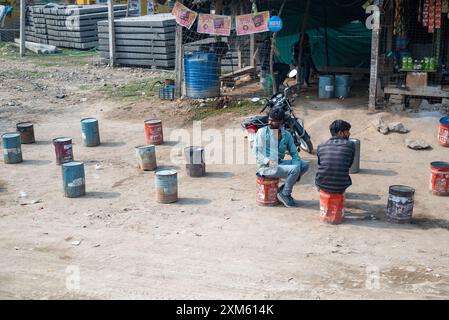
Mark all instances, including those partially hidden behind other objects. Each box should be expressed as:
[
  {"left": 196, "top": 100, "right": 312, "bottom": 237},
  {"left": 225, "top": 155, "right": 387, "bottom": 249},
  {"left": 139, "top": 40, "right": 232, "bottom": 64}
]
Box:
[{"left": 378, "top": 0, "right": 449, "bottom": 111}]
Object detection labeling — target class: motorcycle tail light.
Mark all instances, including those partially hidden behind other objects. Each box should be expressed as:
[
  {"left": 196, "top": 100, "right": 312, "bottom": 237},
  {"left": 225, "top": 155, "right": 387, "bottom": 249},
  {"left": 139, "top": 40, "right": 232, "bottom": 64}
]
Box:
[{"left": 247, "top": 125, "right": 257, "bottom": 133}]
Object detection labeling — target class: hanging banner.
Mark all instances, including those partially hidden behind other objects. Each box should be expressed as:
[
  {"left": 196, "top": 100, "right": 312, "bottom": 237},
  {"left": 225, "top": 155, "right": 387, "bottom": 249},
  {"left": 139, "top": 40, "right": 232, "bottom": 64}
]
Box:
[
  {"left": 443, "top": 0, "right": 449, "bottom": 13},
  {"left": 429, "top": 0, "right": 435, "bottom": 33},
  {"left": 235, "top": 11, "right": 270, "bottom": 36},
  {"left": 423, "top": 0, "right": 429, "bottom": 27},
  {"left": 197, "top": 13, "right": 231, "bottom": 36},
  {"left": 436, "top": 0, "right": 442, "bottom": 29},
  {"left": 172, "top": 1, "right": 197, "bottom": 29},
  {"left": 154, "top": 0, "right": 172, "bottom": 14}
]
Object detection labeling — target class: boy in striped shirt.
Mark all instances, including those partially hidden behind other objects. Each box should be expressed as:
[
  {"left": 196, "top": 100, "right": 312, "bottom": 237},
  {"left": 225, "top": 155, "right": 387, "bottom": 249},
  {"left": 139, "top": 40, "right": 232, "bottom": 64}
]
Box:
[{"left": 315, "top": 120, "right": 355, "bottom": 194}]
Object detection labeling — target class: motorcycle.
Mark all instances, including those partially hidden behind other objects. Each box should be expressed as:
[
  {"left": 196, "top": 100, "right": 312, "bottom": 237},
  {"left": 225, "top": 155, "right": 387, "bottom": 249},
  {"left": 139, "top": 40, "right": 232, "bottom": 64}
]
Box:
[{"left": 242, "top": 69, "right": 314, "bottom": 154}]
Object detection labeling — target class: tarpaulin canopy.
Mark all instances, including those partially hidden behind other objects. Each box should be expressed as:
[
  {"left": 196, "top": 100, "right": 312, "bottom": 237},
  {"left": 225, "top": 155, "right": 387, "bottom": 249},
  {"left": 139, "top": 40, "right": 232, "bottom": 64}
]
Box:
[{"left": 257, "top": 0, "right": 372, "bottom": 68}]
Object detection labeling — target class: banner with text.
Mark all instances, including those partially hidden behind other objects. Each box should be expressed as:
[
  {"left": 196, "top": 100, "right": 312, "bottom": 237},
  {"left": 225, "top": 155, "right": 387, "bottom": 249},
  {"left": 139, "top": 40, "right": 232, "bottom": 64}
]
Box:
[
  {"left": 172, "top": 1, "right": 197, "bottom": 29},
  {"left": 197, "top": 14, "right": 232, "bottom": 36},
  {"left": 236, "top": 11, "right": 270, "bottom": 36}
]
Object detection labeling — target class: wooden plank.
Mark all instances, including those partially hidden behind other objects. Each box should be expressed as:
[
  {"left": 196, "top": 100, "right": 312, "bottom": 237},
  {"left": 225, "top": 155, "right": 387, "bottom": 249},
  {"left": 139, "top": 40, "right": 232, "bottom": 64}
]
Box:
[
  {"left": 384, "top": 86, "right": 449, "bottom": 98},
  {"left": 368, "top": 0, "right": 381, "bottom": 111},
  {"left": 220, "top": 66, "right": 256, "bottom": 80}
]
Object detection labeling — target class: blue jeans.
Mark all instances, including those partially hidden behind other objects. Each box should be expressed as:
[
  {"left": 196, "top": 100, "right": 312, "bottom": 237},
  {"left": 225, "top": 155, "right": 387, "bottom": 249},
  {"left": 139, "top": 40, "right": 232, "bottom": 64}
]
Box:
[{"left": 263, "top": 160, "right": 310, "bottom": 196}]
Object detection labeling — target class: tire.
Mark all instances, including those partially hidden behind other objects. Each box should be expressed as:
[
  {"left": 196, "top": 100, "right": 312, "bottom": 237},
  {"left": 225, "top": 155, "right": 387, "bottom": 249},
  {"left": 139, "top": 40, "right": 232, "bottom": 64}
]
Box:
[{"left": 292, "top": 122, "right": 314, "bottom": 154}]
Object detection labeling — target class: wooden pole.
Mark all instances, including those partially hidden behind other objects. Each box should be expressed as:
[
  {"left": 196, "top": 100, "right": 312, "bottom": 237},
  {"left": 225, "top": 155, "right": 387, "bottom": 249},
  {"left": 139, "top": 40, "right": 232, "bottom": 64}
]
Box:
[
  {"left": 324, "top": 5, "right": 329, "bottom": 68},
  {"left": 368, "top": 0, "right": 381, "bottom": 111},
  {"left": 107, "top": 0, "right": 116, "bottom": 67},
  {"left": 19, "top": 0, "right": 25, "bottom": 57},
  {"left": 296, "top": 0, "right": 311, "bottom": 83},
  {"left": 174, "top": 0, "right": 184, "bottom": 98},
  {"left": 270, "top": 0, "right": 287, "bottom": 93}
]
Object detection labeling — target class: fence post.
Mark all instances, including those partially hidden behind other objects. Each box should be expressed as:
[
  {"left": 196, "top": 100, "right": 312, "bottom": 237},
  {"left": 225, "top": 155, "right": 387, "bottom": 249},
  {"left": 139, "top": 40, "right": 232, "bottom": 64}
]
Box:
[
  {"left": 174, "top": 1, "right": 184, "bottom": 99},
  {"left": 20, "top": 0, "right": 25, "bottom": 57},
  {"left": 107, "top": 0, "right": 116, "bottom": 67}
]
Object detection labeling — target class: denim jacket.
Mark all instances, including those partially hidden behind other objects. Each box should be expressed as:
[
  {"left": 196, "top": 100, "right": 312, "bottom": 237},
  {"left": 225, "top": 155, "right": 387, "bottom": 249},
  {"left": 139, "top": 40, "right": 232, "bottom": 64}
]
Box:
[{"left": 253, "top": 126, "right": 301, "bottom": 173}]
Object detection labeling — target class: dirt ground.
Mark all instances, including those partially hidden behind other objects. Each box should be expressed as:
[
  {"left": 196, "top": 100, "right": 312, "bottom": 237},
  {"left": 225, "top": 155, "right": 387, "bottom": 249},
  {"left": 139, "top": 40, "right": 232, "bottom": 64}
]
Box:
[{"left": 0, "top": 46, "right": 448, "bottom": 300}]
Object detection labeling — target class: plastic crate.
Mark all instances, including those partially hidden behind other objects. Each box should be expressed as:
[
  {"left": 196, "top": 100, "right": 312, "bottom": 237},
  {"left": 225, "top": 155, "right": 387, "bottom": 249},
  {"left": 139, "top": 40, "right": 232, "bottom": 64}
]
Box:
[{"left": 159, "top": 85, "right": 175, "bottom": 101}]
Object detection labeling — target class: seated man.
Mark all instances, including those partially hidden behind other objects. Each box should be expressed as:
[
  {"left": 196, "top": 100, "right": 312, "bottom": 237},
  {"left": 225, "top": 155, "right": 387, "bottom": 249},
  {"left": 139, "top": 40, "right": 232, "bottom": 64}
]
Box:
[
  {"left": 315, "top": 120, "right": 355, "bottom": 194},
  {"left": 253, "top": 108, "right": 310, "bottom": 208}
]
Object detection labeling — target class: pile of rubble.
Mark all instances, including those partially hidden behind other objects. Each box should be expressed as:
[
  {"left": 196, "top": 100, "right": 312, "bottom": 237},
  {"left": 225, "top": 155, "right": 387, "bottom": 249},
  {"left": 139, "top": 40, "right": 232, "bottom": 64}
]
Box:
[{"left": 387, "top": 94, "right": 449, "bottom": 115}]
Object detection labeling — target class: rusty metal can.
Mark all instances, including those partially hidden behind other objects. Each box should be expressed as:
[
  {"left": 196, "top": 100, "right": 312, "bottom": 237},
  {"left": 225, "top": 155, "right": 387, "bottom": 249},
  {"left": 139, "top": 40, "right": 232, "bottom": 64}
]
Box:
[
  {"left": 155, "top": 169, "right": 178, "bottom": 203},
  {"left": 53, "top": 137, "right": 73, "bottom": 165},
  {"left": 386, "top": 185, "right": 415, "bottom": 224},
  {"left": 16, "top": 122, "right": 35, "bottom": 144},
  {"left": 185, "top": 146, "right": 205, "bottom": 177}
]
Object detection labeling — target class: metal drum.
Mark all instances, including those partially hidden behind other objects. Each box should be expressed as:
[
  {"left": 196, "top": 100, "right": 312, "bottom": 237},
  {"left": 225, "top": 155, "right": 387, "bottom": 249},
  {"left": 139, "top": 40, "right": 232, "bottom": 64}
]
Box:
[
  {"left": 438, "top": 117, "right": 449, "bottom": 147},
  {"left": 16, "top": 122, "right": 35, "bottom": 144},
  {"left": 430, "top": 161, "right": 449, "bottom": 196},
  {"left": 144, "top": 119, "right": 164, "bottom": 145},
  {"left": 386, "top": 185, "right": 415, "bottom": 224},
  {"left": 335, "top": 74, "right": 352, "bottom": 98},
  {"left": 135, "top": 145, "right": 157, "bottom": 171},
  {"left": 256, "top": 173, "right": 279, "bottom": 206},
  {"left": 349, "top": 138, "right": 361, "bottom": 174},
  {"left": 81, "top": 117, "right": 100, "bottom": 147},
  {"left": 320, "top": 190, "right": 345, "bottom": 225},
  {"left": 2, "top": 132, "right": 23, "bottom": 164},
  {"left": 62, "top": 161, "right": 86, "bottom": 198},
  {"left": 319, "top": 75, "right": 335, "bottom": 99},
  {"left": 184, "top": 51, "right": 220, "bottom": 99},
  {"left": 185, "top": 146, "right": 205, "bottom": 177},
  {"left": 155, "top": 170, "right": 178, "bottom": 203},
  {"left": 53, "top": 137, "right": 73, "bottom": 165}
]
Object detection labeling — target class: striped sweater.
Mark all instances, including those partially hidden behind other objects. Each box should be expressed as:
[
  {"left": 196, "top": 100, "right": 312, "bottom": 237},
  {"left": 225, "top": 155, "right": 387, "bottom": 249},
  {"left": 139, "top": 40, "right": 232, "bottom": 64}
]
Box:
[{"left": 315, "top": 137, "right": 355, "bottom": 194}]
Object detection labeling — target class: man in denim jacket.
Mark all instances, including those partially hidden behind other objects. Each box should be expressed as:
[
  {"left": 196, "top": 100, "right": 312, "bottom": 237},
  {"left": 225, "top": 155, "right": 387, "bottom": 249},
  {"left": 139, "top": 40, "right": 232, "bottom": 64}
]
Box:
[{"left": 253, "top": 108, "right": 310, "bottom": 207}]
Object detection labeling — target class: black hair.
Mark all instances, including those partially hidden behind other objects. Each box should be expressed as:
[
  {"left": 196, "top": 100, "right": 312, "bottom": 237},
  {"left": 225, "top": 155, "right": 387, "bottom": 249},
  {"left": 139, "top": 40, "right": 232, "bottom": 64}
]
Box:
[
  {"left": 330, "top": 120, "right": 351, "bottom": 136},
  {"left": 269, "top": 108, "right": 285, "bottom": 121}
]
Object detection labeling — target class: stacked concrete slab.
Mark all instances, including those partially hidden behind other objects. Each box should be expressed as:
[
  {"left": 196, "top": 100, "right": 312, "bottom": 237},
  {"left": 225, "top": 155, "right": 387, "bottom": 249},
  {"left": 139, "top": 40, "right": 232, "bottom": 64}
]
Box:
[
  {"left": 25, "top": 4, "right": 132, "bottom": 50},
  {"left": 98, "top": 14, "right": 176, "bottom": 69}
]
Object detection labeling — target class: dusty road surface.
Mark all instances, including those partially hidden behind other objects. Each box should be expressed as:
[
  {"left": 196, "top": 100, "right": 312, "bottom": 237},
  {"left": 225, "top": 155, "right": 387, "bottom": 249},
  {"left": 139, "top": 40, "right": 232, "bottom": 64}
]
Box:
[{"left": 0, "top": 44, "right": 448, "bottom": 299}]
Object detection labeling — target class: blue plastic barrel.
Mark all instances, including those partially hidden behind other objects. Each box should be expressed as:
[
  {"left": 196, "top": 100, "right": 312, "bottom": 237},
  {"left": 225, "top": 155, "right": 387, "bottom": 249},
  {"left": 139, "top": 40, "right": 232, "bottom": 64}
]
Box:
[
  {"left": 2, "top": 132, "right": 23, "bottom": 164},
  {"left": 319, "top": 75, "right": 335, "bottom": 99},
  {"left": 62, "top": 161, "right": 85, "bottom": 198},
  {"left": 335, "top": 74, "right": 352, "bottom": 98},
  {"left": 184, "top": 52, "right": 220, "bottom": 99},
  {"left": 81, "top": 118, "right": 100, "bottom": 147},
  {"left": 155, "top": 169, "right": 178, "bottom": 203}
]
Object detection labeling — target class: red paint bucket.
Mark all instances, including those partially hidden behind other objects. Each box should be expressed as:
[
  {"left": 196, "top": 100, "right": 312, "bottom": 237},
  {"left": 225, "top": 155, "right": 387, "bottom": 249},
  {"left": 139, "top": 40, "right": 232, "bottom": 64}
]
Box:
[
  {"left": 53, "top": 137, "right": 73, "bottom": 165},
  {"left": 320, "top": 190, "right": 345, "bottom": 225},
  {"left": 144, "top": 120, "right": 163, "bottom": 145},
  {"left": 438, "top": 117, "right": 449, "bottom": 147},
  {"left": 430, "top": 161, "right": 449, "bottom": 196},
  {"left": 256, "top": 173, "right": 279, "bottom": 206}
]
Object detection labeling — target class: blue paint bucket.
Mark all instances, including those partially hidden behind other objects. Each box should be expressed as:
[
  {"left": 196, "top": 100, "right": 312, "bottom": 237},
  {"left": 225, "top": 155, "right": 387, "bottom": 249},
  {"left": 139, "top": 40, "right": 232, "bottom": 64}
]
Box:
[
  {"left": 335, "top": 74, "right": 352, "bottom": 98},
  {"left": 319, "top": 75, "right": 335, "bottom": 99},
  {"left": 155, "top": 169, "right": 178, "bottom": 203},
  {"left": 2, "top": 132, "right": 23, "bottom": 164},
  {"left": 62, "top": 161, "right": 86, "bottom": 198},
  {"left": 184, "top": 51, "right": 220, "bottom": 99},
  {"left": 81, "top": 118, "right": 100, "bottom": 147}
]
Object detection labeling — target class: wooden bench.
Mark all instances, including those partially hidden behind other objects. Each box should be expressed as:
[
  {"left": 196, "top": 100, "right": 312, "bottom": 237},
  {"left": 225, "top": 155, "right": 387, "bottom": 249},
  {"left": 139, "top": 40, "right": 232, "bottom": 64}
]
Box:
[
  {"left": 220, "top": 66, "right": 257, "bottom": 87},
  {"left": 384, "top": 85, "right": 449, "bottom": 98}
]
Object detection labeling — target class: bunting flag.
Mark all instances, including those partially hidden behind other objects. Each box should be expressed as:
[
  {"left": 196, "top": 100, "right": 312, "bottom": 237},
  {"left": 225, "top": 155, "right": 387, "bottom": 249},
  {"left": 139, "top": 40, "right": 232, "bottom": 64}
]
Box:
[
  {"left": 172, "top": 1, "right": 198, "bottom": 29},
  {"left": 235, "top": 11, "right": 270, "bottom": 36},
  {"left": 197, "top": 14, "right": 231, "bottom": 36},
  {"left": 428, "top": 0, "right": 435, "bottom": 33},
  {"left": 423, "top": 0, "right": 429, "bottom": 27},
  {"left": 436, "top": 0, "right": 442, "bottom": 29},
  {"left": 443, "top": 0, "right": 449, "bottom": 12}
]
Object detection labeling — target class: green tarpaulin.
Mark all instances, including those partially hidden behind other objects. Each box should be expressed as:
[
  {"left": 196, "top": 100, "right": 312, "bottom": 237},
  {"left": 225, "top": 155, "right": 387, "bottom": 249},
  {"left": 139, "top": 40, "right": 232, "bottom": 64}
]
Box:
[{"left": 259, "top": 0, "right": 373, "bottom": 68}]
